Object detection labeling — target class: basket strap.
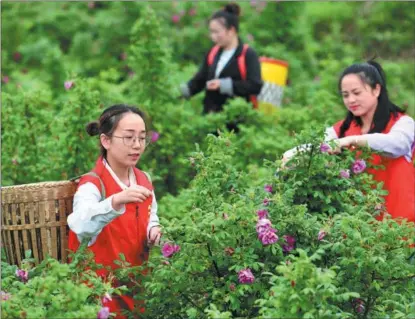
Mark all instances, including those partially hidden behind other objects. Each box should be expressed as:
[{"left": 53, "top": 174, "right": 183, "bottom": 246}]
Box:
[
  {"left": 142, "top": 171, "right": 152, "bottom": 183},
  {"left": 84, "top": 172, "right": 106, "bottom": 200},
  {"left": 69, "top": 172, "right": 105, "bottom": 200},
  {"left": 75, "top": 172, "right": 105, "bottom": 248},
  {"left": 207, "top": 45, "right": 220, "bottom": 66},
  {"left": 237, "top": 44, "right": 249, "bottom": 81}
]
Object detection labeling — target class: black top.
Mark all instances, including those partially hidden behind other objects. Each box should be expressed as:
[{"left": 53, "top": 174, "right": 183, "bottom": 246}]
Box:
[{"left": 186, "top": 39, "right": 263, "bottom": 114}]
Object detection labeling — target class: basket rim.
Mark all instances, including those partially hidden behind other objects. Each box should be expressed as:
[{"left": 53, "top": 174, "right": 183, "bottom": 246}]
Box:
[{"left": 1, "top": 180, "right": 77, "bottom": 191}]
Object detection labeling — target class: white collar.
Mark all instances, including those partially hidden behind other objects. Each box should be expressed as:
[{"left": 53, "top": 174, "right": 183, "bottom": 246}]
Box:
[{"left": 102, "top": 158, "right": 137, "bottom": 190}]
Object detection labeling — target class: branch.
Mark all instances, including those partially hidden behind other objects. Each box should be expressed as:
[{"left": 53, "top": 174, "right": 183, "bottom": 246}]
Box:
[
  {"left": 306, "top": 144, "right": 316, "bottom": 174},
  {"left": 362, "top": 271, "right": 377, "bottom": 319},
  {"left": 207, "top": 243, "right": 222, "bottom": 278},
  {"left": 180, "top": 292, "right": 205, "bottom": 314}
]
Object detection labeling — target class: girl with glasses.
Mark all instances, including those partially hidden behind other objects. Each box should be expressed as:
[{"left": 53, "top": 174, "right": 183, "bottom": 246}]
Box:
[{"left": 67, "top": 104, "right": 161, "bottom": 318}]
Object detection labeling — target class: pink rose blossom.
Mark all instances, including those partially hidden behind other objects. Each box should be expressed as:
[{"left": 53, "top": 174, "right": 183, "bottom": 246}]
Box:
[
  {"left": 264, "top": 184, "right": 273, "bottom": 193},
  {"left": 172, "top": 15, "right": 180, "bottom": 23},
  {"left": 2, "top": 76, "right": 9, "bottom": 84},
  {"left": 151, "top": 131, "right": 160, "bottom": 143},
  {"left": 339, "top": 169, "right": 350, "bottom": 179},
  {"left": 320, "top": 143, "right": 331, "bottom": 153},
  {"left": 97, "top": 306, "right": 110, "bottom": 319},
  {"left": 259, "top": 229, "right": 279, "bottom": 245},
  {"left": 257, "top": 209, "right": 268, "bottom": 219},
  {"left": 15, "top": 269, "right": 28, "bottom": 282},
  {"left": 283, "top": 235, "right": 295, "bottom": 245},
  {"left": 256, "top": 218, "right": 272, "bottom": 233},
  {"left": 64, "top": 81, "right": 74, "bottom": 90},
  {"left": 162, "top": 243, "right": 180, "bottom": 258},
  {"left": 238, "top": 268, "right": 255, "bottom": 284},
  {"left": 282, "top": 235, "right": 296, "bottom": 252},
  {"left": 102, "top": 292, "right": 112, "bottom": 304},
  {"left": 353, "top": 298, "right": 365, "bottom": 313},
  {"left": 352, "top": 159, "right": 366, "bottom": 174},
  {"left": 356, "top": 303, "right": 365, "bottom": 313},
  {"left": 318, "top": 230, "right": 326, "bottom": 241},
  {"left": 263, "top": 198, "right": 270, "bottom": 206}
]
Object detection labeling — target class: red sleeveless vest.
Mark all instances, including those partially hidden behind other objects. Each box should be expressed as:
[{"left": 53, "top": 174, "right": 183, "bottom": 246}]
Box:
[
  {"left": 68, "top": 156, "right": 153, "bottom": 271},
  {"left": 333, "top": 113, "right": 415, "bottom": 222},
  {"left": 67, "top": 157, "right": 153, "bottom": 317}
]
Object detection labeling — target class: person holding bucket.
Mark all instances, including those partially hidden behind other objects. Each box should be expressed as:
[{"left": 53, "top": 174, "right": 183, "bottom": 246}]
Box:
[
  {"left": 282, "top": 60, "right": 415, "bottom": 223},
  {"left": 67, "top": 104, "right": 162, "bottom": 318},
  {"left": 180, "top": 3, "right": 263, "bottom": 115}
]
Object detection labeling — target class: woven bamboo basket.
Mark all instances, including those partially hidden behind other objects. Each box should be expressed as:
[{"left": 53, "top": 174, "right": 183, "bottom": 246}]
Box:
[{"left": 1, "top": 181, "right": 78, "bottom": 266}]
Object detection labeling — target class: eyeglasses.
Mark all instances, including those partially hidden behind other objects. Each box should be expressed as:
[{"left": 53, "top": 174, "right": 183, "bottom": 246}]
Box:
[{"left": 111, "top": 135, "right": 151, "bottom": 147}]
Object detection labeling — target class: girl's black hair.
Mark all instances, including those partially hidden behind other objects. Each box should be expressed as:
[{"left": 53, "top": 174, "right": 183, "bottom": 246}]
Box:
[
  {"left": 86, "top": 104, "right": 146, "bottom": 158},
  {"left": 338, "top": 60, "right": 404, "bottom": 137},
  {"left": 210, "top": 3, "right": 241, "bottom": 32}
]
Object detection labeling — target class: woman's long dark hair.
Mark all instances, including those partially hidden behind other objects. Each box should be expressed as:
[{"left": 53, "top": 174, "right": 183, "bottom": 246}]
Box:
[{"left": 338, "top": 60, "right": 405, "bottom": 137}]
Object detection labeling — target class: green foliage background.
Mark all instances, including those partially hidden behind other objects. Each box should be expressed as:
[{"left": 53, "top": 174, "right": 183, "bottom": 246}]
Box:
[{"left": 1, "top": 2, "right": 414, "bottom": 318}]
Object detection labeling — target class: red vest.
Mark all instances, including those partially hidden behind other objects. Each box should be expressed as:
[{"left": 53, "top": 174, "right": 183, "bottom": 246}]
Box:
[
  {"left": 68, "top": 157, "right": 153, "bottom": 317},
  {"left": 68, "top": 157, "right": 153, "bottom": 272},
  {"left": 333, "top": 113, "right": 415, "bottom": 222}
]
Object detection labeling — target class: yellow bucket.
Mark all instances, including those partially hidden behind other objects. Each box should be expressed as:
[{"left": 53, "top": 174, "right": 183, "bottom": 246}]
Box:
[{"left": 257, "top": 57, "right": 289, "bottom": 115}]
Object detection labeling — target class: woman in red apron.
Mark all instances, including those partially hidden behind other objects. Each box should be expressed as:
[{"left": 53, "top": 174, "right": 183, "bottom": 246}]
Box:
[
  {"left": 67, "top": 104, "right": 162, "bottom": 318},
  {"left": 283, "top": 60, "right": 414, "bottom": 222}
]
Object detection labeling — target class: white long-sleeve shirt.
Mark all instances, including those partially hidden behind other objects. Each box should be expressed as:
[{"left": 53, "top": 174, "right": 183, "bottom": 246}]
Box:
[
  {"left": 67, "top": 159, "right": 160, "bottom": 246},
  {"left": 283, "top": 115, "right": 415, "bottom": 162}
]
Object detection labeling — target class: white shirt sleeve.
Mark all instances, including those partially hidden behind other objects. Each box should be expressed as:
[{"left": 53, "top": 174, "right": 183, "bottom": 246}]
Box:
[
  {"left": 67, "top": 182, "right": 125, "bottom": 245},
  {"left": 324, "top": 126, "right": 338, "bottom": 141},
  {"left": 283, "top": 117, "right": 414, "bottom": 162},
  {"left": 147, "top": 191, "right": 160, "bottom": 238},
  {"left": 364, "top": 115, "right": 415, "bottom": 162}
]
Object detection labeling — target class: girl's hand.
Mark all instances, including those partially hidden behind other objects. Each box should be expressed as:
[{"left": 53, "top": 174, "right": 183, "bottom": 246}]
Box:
[
  {"left": 206, "top": 79, "right": 220, "bottom": 90},
  {"left": 148, "top": 226, "right": 162, "bottom": 246},
  {"left": 329, "top": 136, "right": 356, "bottom": 154},
  {"left": 112, "top": 186, "right": 152, "bottom": 211}
]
